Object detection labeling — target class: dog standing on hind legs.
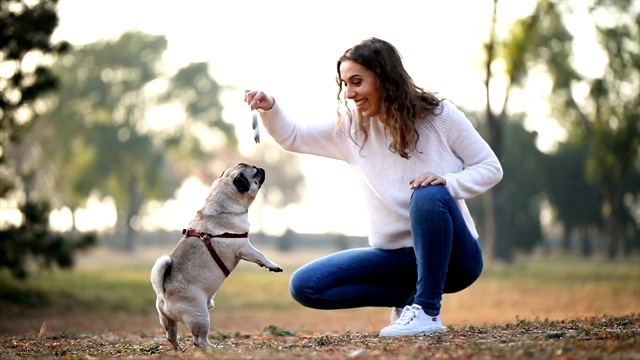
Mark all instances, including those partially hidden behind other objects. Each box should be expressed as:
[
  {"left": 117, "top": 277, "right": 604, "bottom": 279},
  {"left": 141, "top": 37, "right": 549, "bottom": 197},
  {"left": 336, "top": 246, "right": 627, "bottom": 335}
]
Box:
[{"left": 150, "top": 163, "right": 283, "bottom": 351}]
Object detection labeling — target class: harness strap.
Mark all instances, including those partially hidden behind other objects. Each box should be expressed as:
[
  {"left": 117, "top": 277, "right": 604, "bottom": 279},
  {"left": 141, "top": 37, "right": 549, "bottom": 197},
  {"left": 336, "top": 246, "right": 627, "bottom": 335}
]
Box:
[
  {"left": 202, "top": 236, "right": 231, "bottom": 277},
  {"left": 182, "top": 228, "right": 248, "bottom": 278}
]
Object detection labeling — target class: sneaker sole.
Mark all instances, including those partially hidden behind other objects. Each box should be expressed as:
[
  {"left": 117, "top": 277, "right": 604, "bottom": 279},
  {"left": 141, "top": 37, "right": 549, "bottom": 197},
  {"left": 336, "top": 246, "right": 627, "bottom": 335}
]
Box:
[{"left": 379, "top": 327, "right": 446, "bottom": 337}]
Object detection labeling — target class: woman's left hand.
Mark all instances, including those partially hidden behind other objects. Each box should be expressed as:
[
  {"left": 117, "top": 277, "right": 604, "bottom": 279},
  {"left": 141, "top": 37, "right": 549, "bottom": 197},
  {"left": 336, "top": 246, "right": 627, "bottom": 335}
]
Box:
[{"left": 410, "top": 172, "right": 446, "bottom": 189}]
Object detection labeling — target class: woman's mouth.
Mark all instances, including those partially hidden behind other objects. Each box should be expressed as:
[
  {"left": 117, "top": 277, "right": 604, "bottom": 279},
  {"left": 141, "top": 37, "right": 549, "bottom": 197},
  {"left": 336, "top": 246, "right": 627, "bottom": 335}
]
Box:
[{"left": 355, "top": 99, "right": 367, "bottom": 111}]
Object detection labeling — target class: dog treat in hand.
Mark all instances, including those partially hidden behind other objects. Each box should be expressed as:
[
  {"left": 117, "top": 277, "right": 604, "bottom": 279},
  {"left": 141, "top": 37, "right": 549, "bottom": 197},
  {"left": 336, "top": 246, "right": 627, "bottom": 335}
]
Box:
[
  {"left": 244, "top": 90, "right": 260, "bottom": 143},
  {"left": 252, "top": 112, "right": 260, "bottom": 143}
]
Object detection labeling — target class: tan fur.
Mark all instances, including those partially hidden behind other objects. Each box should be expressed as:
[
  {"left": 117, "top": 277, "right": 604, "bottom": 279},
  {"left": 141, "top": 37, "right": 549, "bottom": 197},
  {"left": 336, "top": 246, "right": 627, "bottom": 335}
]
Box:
[{"left": 150, "top": 163, "right": 282, "bottom": 351}]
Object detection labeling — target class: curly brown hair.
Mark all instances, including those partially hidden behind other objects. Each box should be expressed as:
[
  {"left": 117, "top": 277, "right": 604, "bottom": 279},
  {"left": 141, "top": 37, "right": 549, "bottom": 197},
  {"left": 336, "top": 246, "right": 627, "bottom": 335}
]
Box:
[{"left": 336, "top": 38, "right": 442, "bottom": 159}]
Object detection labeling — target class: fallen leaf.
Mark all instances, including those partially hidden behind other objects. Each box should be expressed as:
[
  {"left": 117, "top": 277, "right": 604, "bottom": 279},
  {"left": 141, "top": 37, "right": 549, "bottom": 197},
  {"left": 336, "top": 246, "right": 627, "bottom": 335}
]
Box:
[{"left": 38, "top": 321, "right": 47, "bottom": 337}]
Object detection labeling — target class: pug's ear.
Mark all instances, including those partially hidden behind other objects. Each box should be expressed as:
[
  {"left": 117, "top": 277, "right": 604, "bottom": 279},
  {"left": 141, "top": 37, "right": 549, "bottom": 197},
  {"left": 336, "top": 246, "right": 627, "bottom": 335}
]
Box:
[
  {"left": 219, "top": 167, "right": 231, "bottom": 178},
  {"left": 233, "top": 173, "right": 250, "bottom": 193},
  {"left": 257, "top": 167, "right": 266, "bottom": 186}
]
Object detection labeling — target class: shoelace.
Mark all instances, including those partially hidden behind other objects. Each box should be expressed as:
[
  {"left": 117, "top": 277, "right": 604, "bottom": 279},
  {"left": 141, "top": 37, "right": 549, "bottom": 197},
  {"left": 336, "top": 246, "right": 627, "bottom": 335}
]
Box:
[{"left": 392, "top": 305, "right": 420, "bottom": 326}]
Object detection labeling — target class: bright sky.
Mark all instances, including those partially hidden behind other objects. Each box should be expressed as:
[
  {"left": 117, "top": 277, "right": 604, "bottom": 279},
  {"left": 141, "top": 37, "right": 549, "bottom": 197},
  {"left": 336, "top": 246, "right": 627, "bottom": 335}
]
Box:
[{"left": 46, "top": 0, "right": 601, "bottom": 236}]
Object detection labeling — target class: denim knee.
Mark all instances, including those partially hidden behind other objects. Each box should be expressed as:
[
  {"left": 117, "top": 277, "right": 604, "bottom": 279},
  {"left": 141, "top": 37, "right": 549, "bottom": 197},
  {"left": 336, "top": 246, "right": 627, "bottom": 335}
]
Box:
[
  {"left": 288, "top": 266, "right": 315, "bottom": 307},
  {"left": 410, "top": 185, "right": 450, "bottom": 211}
]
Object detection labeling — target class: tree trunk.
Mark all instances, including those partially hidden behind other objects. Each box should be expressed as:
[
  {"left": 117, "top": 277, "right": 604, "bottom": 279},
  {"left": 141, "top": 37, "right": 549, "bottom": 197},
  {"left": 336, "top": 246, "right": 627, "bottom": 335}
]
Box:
[
  {"left": 70, "top": 206, "right": 81, "bottom": 234},
  {"left": 482, "top": 0, "right": 512, "bottom": 263},
  {"left": 604, "top": 214, "right": 619, "bottom": 259},
  {"left": 561, "top": 225, "right": 572, "bottom": 255},
  {"left": 124, "top": 215, "right": 136, "bottom": 252},
  {"left": 491, "top": 182, "right": 511, "bottom": 262},
  {"left": 579, "top": 227, "right": 592, "bottom": 258},
  {"left": 482, "top": 188, "right": 496, "bottom": 260},
  {"left": 123, "top": 178, "right": 143, "bottom": 252},
  {"left": 603, "top": 182, "right": 622, "bottom": 259}
]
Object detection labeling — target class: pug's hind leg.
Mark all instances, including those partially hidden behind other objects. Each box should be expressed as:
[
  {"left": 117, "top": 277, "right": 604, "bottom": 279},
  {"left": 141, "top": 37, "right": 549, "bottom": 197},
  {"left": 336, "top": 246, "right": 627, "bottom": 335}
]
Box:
[
  {"left": 159, "top": 314, "right": 183, "bottom": 351},
  {"left": 185, "top": 312, "right": 213, "bottom": 348},
  {"left": 239, "top": 241, "right": 283, "bottom": 272}
]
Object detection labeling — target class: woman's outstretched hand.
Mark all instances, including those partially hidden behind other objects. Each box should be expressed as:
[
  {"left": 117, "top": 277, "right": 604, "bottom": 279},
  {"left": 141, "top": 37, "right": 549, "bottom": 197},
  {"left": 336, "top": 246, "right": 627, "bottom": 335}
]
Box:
[{"left": 245, "top": 90, "right": 275, "bottom": 111}]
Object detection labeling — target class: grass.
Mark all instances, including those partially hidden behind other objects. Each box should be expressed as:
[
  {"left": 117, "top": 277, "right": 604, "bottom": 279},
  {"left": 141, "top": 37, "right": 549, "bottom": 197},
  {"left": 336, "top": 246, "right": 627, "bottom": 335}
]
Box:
[
  {"left": 2, "top": 247, "right": 639, "bottom": 325},
  {"left": 0, "top": 267, "right": 152, "bottom": 312},
  {"left": 0, "top": 246, "right": 638, "bottom": 358}
]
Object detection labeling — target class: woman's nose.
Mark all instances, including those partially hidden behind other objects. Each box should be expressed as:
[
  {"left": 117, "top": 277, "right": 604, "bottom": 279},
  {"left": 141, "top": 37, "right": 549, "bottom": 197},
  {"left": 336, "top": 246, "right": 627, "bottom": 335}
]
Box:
[{"left": 345, "top": 86, "right": 355, "bottom": 99}]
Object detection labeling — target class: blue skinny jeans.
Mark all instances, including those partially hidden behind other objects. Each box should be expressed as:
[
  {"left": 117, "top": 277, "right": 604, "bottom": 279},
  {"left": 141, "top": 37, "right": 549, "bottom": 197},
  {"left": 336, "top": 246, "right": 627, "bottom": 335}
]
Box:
[{"left": 289, "top": 185, "right": 483, "bottom": 316}]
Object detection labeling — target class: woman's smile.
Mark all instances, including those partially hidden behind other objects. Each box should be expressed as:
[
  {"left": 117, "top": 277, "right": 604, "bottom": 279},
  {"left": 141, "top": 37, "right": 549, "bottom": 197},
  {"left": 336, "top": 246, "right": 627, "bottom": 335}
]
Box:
[{"left": 339, "top": 60, "right": 381, "bottom": 118}]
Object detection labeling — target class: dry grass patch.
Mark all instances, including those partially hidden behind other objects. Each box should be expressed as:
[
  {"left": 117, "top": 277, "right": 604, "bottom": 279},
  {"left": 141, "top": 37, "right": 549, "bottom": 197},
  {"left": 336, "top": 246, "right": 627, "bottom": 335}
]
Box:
[{"left": 0, "top": 247, "right": 638, "bottom": 358}]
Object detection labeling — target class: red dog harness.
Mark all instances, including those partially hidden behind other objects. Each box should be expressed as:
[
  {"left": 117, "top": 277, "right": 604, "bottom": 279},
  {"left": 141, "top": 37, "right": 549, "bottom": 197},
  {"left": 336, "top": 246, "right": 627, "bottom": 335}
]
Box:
[{"left": 182, "top": 228, "right": 248, "bottom": 277}]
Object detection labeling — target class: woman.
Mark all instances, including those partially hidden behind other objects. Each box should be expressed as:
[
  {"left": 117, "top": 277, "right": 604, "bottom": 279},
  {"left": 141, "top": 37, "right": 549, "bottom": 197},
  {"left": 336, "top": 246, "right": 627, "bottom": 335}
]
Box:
[{"left": 245, "top": 38, "right": 503, "bottom": 336}]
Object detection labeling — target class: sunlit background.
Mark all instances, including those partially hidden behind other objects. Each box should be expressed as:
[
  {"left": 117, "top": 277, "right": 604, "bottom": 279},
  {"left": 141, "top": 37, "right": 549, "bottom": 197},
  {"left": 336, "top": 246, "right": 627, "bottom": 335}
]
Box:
[
  {"left": 25, "top": 0, "right": 606, "bottom": 238},
  {"left": 1, "top": 0, "right": 639, "bottom": 344}
]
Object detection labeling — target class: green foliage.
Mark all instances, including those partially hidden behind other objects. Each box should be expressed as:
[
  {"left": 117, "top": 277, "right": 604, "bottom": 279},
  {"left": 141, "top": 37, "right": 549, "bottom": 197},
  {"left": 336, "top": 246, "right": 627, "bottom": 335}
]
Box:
[
  {"left": 544, "top": 140, "right": 603, "bottom": 254},
  {"left": 0, "top": 0, "right": 68, "bottom": 118},
  {"left": 0, "top": 0, "right": 66, "bottom": 189},
  {"left": 161, "top": 61, "right": 239, "bottom": 179},
  {"left": 0, "top": 0, "right": 97, "bottom": 279},
  {"left": 4, "top": 10, "right": 306, "bottom": 254},
  {"left": 501, "top": 118, "right": 546, "bottom": 252},
  {"left": 548, "top": 0, "right": 639, "bottom": 257},
  {"left": 165, "top": 62, "right": 233, "bottom": 142},
  {"left": 482, "top": 0, "right": 579, "bottom": 261},
  {"left": 41, "top": 31, "right": 205, "bottom": 249},
  {"left": 45, "top": 31, "right": 179, "bottom": 242},
  {"left": 0, "top": 265, "right": 152, "bottom": 312},
  {"left": 485, "top": 0, "right": 639, "bottom": 258},
  {"left": 39, "top": 30, "right": 259, "bottom": 250},
  {"left": 468, "top": 116, "right": 546, "bottom": 253},
  {"left": 0, "top": 200, "right": 96, "bottom": 279},
  {"left": 501, "top": 1, "right": 579, "bottom": 90}
]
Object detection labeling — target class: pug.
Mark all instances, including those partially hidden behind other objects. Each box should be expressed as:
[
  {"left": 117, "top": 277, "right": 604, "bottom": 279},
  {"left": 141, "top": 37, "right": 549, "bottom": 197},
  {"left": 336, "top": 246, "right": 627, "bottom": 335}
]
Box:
[{"left": 150, "top": 163, "right": 283, "bottom": 351}]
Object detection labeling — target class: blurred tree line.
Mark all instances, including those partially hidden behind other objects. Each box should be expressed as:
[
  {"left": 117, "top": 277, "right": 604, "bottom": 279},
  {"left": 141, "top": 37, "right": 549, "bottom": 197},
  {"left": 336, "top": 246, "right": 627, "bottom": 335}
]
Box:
[
  {"left": 477, "top": 0, "right": 638, "bottom": 262},
  {"left": 0, "top": 0, "right": 304, "bottom": 278},
  {"left": 0, "top": 0, "right": 637, "bottom": 279},
  {"left": 0, "top": 0, "right": 96, "bottom": 279}
]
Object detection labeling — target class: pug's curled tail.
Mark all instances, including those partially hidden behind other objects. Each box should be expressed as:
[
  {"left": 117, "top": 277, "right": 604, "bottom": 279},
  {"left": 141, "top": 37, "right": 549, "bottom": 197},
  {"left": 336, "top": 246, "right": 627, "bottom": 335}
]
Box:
[{"left": 150, "top": 255, "right": 172, "bottom": 296}]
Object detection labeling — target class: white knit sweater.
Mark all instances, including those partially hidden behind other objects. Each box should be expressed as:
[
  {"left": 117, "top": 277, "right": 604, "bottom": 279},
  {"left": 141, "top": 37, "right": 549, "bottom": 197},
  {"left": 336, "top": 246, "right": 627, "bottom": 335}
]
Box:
[{"left": 259, "top": 100, "right": 503, "bottom": 249}]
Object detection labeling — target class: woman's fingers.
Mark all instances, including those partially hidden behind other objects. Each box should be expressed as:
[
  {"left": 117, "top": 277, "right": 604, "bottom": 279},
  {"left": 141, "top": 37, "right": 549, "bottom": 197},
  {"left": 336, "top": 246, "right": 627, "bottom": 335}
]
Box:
[
  {"left": 244, "top": 90, "right": 274, "bottom": 111},
  {"left": 410, "top": 172, "right": 446, "bottom": 189}
]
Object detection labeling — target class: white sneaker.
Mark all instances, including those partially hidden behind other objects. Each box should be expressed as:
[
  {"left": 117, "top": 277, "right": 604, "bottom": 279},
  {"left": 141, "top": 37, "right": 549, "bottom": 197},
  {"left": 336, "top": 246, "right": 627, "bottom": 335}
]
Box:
[{"left": 380, "top": 304, "right": 446, "bottom": 337}]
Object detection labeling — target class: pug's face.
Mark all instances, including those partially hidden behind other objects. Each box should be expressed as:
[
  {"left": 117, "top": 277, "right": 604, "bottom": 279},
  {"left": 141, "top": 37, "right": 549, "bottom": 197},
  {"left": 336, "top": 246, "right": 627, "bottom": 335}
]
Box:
[{"left": 218, "top": 162, "right": 266, "bottom": 198}]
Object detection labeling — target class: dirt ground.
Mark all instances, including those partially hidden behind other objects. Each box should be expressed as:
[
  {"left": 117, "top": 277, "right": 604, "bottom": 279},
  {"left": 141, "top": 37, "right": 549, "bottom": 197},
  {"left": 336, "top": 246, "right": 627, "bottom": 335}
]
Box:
[
  {"left": 1, "top": 248, "right": 638, "bottom": 358},
  {"left": 0, "top": 314, "right": 638, "bottom": 359}
]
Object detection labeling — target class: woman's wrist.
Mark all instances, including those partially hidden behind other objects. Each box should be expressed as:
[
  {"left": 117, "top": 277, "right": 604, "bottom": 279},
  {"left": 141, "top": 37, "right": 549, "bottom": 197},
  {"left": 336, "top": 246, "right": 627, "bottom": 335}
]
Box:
[{"left": 265, "top": 97, "right": 276, "bottom": 111}]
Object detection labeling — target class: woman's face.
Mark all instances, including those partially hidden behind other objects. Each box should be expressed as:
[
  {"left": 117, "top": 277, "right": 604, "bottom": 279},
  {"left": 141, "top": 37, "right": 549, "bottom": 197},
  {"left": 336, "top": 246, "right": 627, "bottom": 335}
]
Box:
[{"left": 339, "top": 60, "right": 382, "bottom": 118}]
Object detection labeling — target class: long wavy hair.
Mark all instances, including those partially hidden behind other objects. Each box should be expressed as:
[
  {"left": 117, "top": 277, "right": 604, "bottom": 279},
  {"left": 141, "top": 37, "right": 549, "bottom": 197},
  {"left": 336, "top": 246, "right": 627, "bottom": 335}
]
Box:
[{"left": 336, "top": 38, "right": 442, "bottom": 159}]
